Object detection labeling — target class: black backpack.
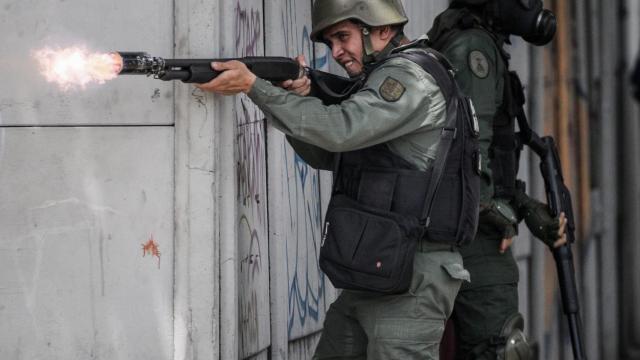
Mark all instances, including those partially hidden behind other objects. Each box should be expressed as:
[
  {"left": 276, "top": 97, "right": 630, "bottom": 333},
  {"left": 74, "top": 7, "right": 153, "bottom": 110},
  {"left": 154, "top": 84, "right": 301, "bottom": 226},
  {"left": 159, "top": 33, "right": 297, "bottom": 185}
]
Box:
[{"left": 387, "top": 46, "right": 481, "bottom": 247}]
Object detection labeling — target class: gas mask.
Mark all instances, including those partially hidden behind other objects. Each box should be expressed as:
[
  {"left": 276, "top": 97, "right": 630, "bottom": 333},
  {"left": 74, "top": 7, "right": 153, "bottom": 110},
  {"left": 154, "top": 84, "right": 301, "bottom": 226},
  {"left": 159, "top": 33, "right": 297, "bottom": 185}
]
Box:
[{"left": 489, "top": 0, "right": 557, "bottom": 45}]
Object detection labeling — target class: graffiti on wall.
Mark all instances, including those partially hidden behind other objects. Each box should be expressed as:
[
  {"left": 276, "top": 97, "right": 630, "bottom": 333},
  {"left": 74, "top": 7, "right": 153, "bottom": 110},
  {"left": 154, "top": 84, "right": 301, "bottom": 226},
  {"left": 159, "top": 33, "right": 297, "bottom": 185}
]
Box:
[
  {"left": 234, "top": 0, "right": 270, "bottom": 356},
  {"left": 283, "top": 148, "right": 326, "bottom": 337},
  {"left": 281, "top": 1, "right": 330, "bottom": 70},
  {"left": 236, "top": 97, "right": 267, "bottom": 224},
  {"left": 239, "top": 215, "right": 262, "bottom": 280},
  {"left": 235, "top": 2, "right": 261, "bottom": 57},
  {"left": 279, "top": 0, "right": 332, "bottom": 339}
]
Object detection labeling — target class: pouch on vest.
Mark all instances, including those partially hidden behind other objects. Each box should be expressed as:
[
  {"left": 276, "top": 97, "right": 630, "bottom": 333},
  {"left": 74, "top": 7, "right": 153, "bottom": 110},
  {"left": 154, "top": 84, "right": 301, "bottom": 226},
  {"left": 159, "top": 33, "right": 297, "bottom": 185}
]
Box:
[{"left": 320, "top": 193, "right": 422, "bottom": 293}]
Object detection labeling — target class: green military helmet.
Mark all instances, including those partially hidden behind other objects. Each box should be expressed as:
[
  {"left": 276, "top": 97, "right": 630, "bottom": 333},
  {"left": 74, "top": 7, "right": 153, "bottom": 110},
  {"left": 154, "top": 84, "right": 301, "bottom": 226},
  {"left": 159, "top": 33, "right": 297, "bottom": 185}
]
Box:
[{"left": 310, "top": 0, "right": 408, "bottom": 42}]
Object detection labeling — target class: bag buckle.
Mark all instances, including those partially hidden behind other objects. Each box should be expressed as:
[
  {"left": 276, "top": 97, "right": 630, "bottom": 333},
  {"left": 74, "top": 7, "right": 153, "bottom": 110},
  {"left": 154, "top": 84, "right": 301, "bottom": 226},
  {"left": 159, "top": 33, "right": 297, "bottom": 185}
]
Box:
[{"left": 441, "top": 127, "right": 457, "bottom": 140}]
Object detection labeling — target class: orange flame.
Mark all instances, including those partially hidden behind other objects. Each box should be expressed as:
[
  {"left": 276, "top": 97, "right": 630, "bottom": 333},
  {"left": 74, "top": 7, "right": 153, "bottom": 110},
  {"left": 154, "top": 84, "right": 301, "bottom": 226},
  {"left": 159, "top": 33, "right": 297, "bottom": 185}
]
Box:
[{"left": 33, "top": 46, "right": 122, "bottom": 90}]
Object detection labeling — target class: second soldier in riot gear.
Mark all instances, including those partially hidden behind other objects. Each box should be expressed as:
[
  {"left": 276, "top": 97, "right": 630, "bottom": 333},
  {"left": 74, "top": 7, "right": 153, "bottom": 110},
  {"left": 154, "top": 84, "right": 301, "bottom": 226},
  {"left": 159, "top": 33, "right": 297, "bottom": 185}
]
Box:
[{"left": 427, "top": 0, "right": 567, "bottom": 358}]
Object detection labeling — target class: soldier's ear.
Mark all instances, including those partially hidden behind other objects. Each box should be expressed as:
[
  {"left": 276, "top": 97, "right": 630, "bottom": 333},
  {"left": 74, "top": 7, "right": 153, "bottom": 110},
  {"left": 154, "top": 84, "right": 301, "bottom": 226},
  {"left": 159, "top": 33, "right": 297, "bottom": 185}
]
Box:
[{"left": 376, "top": 25, "right": 394, "bottom": 40}]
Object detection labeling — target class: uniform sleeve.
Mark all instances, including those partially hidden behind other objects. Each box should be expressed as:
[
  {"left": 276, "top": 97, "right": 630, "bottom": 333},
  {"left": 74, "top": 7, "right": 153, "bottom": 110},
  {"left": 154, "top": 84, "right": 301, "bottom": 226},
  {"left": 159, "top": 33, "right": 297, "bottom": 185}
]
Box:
[
  {"left": 247, "top": 58, "right": 446, "bottom": 153},
  {"left": 440, "top": 29, "right": 504, "bottom": 207}
]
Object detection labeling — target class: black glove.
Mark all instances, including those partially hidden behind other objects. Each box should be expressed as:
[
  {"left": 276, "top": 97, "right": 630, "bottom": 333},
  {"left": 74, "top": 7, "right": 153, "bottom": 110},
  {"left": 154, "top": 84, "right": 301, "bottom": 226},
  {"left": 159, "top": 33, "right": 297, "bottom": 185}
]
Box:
[
  {"left": 514, "top": 189, "right": 561, "bottom": 247},
  {"left": 479, "top": 199, "right": 518, "bottom": 239}
]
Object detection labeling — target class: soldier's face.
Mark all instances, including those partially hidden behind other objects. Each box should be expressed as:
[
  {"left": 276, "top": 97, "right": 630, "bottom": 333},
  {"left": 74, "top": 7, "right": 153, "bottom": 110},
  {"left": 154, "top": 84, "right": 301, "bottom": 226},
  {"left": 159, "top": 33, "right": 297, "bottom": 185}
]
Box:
[
  {"left": 323, "top": 20, "right": 396, "bottom": 77},
  {"left": 323, "top": 20, "right": 365, "bottom": 76}
]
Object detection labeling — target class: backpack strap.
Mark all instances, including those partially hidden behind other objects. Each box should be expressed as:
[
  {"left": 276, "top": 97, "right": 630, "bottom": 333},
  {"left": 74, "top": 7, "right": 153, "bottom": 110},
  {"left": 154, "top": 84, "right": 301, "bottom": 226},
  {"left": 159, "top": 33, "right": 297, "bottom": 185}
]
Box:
[
  {"left": 387, "top": 50, "right": 461, "bottom": 226},
  {"left": 389, "top": 50, "right": 456, "bottom": 102}
]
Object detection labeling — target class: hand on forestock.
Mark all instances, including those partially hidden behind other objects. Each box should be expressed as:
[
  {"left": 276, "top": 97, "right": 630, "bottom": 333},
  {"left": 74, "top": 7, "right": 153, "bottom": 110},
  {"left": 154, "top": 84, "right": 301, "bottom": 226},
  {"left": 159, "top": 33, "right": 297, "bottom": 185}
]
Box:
[
  {"left": 195, "top": 60, "right": 257, "bottom": 95},
  {"left": 522, "top": 200, "right": 568, "bottom": 248},
  {"left": 480, "top": 200, "right": 518, "bottom": 254},
  {"left": 278, "top": 55, "right": 311, "bottom": 96}
]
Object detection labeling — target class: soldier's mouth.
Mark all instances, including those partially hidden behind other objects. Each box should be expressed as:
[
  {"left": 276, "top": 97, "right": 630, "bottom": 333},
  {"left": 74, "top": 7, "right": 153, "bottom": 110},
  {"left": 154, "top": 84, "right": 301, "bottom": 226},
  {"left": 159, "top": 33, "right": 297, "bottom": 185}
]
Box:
[{"left": 343, "top": 60, "right": 358, "bottom": 72}]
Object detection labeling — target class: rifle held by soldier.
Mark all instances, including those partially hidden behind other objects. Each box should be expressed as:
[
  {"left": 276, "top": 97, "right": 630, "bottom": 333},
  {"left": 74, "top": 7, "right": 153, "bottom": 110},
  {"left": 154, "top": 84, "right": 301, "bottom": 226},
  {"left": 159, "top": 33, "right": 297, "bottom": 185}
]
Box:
[
  {"left": 33, "top": 47, "right": 302, "bottom": 89},
  {"left": 114, "top": 52, "right": 301, "bottom": 83},
  {"left": 518, "top": 111, "right": 587, "bottom": 360}
]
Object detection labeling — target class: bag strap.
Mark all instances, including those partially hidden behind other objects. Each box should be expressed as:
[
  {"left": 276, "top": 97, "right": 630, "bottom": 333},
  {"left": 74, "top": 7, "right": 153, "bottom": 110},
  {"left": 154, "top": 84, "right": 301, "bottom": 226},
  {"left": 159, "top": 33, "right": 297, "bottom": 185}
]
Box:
[
  {"left": 389, "top": 50, "right": 456, "bottom": 102},
  {"left": 308, "top": 69, "right": 365, "bottom": 105},
  {"left": 388, "top": 50, "right": 461, "bottom": 226},
  {"left": 331, "top": 152, "right": 342, "bottom": 194}
]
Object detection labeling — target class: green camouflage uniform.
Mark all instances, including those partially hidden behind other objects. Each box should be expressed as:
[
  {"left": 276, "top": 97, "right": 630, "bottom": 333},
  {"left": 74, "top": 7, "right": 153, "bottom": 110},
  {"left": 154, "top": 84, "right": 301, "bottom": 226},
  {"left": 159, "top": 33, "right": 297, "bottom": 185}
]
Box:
[
  {"left": 248, "top": 51, "right": 470, "bottom": 359},
  {"left": 436, "top": 12, "right": 520, "bottom": 360}
]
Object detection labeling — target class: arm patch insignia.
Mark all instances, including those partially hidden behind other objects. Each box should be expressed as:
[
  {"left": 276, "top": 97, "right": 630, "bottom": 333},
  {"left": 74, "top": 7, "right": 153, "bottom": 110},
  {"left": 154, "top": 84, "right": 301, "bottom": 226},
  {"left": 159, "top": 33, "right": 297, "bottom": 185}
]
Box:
[
  {"left": 468, "top": 50, "right": 490, "bottom": 79},
  {"left": 379, "top": 77, "right": 406, "bottom": 102}
]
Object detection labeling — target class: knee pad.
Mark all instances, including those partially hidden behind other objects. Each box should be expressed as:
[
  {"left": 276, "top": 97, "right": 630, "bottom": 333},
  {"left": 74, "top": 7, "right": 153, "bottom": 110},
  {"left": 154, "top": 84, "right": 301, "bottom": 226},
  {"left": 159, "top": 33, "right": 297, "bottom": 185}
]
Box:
[
  {"left": 464, "top": 313, "right": 531, "bottom": 360},
  {"left": 497, "top": 313, "right": 531, "bottom": 360}
]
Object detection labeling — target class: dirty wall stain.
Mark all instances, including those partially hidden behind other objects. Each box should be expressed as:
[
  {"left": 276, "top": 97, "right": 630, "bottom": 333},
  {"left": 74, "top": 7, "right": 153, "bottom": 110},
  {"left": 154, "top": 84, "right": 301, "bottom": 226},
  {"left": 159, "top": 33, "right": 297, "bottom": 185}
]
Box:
[{"left": 141, "top": 235, "right": 160, "bottom": 268}]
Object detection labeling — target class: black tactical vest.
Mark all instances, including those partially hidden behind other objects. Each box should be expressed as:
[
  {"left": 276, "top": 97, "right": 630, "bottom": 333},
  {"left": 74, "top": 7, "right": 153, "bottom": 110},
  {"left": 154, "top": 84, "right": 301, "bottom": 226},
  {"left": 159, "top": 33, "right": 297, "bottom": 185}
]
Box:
[
  {"left": 333, "top": 46, "right": 481, "bottom": 246},
  {"left": 315, "top": 44, "right": 480, "bottom": 293},
  {"left": 428, "top": 8, "right": 521, "bottom": 200}
]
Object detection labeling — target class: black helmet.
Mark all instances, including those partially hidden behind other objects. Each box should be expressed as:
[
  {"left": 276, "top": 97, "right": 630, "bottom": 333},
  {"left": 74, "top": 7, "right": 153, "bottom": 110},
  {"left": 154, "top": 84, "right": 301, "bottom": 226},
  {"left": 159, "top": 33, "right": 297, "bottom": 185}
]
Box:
[{"left": 452, "top": 0, "right": 557, "bottom": 46}]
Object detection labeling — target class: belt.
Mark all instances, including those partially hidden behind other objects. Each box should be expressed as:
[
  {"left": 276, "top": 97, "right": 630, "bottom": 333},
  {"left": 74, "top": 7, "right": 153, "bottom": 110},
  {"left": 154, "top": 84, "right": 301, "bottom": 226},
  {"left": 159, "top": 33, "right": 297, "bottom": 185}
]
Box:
[{"left": 417, "top": 239, "right": 458, "bottom": 253}]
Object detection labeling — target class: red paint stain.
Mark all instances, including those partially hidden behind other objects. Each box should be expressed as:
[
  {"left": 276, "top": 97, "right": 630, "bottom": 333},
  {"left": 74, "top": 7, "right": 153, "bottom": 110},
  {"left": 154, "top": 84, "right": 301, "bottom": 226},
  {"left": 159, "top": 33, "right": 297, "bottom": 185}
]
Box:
[{"left": 142, "top": 235, "right": 161, "bottom": 268}]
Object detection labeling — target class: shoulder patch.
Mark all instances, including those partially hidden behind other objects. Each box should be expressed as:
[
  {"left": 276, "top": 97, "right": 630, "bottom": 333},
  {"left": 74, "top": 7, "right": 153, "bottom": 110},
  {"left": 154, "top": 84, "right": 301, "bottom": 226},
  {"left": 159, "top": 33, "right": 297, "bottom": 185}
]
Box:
[
  {"left": 468, "top": 50, "right": 490, "bottom": 79},
  {"left": 379, "top": 77, "right": 405, "bottom": 102}
]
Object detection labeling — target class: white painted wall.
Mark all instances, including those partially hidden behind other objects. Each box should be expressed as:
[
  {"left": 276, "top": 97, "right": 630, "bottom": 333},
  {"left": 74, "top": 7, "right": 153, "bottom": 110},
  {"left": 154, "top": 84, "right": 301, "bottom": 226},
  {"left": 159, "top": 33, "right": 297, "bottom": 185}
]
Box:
[
  {"left": 0, "top": 0, "right": 173, "bottom": 126},
  {"left": 0, "top": 127, "right": 175, "bottom": 360},
  {"left": 1, "top": 0, "right": 176, "bottom": 359}
]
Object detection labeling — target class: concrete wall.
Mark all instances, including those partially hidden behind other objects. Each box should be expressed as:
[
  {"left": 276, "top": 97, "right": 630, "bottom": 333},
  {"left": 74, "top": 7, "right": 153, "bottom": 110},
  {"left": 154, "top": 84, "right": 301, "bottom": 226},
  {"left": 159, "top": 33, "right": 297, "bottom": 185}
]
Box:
[{"left": 0, "top": 1, "right": 175, "bottom": 360}]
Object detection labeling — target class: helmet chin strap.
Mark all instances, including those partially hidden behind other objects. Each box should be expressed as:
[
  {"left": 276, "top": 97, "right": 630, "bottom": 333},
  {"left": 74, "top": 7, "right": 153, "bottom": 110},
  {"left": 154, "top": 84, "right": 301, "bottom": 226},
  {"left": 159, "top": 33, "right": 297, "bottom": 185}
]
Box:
[
  {"left": 361, "top": 26, "right": 405, "bottom": 65},
  {"left": 361, "top": 27, "right": 378, "bottom": 64}
]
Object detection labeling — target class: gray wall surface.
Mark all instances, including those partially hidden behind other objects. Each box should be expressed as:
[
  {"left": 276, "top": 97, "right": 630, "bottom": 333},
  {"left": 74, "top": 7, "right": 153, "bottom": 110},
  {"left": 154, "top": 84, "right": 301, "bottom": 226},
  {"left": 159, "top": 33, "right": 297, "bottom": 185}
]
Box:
[{"left": 1, "top": 0, "right": 176, "bottom": 359}]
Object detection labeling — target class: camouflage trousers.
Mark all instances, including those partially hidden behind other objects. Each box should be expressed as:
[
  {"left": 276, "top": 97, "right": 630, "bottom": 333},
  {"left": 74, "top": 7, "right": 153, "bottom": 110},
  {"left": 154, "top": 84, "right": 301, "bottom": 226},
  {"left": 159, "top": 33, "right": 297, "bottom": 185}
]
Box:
[{"left": 313, "top": 246, "right": 469, "bottom": 360}]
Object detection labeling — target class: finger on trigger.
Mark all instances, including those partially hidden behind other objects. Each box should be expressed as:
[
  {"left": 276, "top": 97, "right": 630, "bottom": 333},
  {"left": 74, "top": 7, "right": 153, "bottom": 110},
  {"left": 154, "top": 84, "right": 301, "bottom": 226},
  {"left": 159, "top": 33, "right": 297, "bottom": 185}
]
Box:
[{"left": 296, "top": 54, "right": 307, "bottom": 67}]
